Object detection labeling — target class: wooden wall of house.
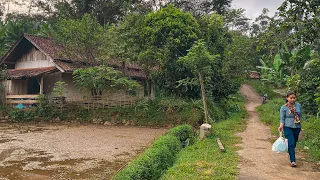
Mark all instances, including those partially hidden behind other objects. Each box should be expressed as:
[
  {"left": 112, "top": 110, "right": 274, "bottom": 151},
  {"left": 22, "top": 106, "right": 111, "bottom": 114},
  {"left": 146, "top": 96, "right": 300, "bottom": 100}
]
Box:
[
  {"left": 43, "top": 71, "right": 62, "bottom": 95},
  {"left": 59, "top": 73, "right": 144, "bottom": 102},
  {"left": 5, "top": 80, "right": 28, "bottom": 95},
  {"left": 15, "top": 47, "right": 53, "bottom": 69},
  {"left": 59, "top": 73, "right": 88, "bottom": 101},
  {"left": 42, "top": 72, "right": 144, "bottom": 104}
]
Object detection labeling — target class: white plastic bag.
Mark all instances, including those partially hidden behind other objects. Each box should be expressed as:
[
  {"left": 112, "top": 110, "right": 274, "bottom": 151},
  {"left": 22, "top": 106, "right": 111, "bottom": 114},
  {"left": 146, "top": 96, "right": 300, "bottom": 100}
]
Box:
[{"left": 272, "top": 132, "right": 288, "bottom": 153}]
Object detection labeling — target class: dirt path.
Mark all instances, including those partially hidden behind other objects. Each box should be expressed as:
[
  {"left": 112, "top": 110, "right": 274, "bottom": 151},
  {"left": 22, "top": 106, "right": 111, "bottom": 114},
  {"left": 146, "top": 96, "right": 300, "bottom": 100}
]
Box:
[
  {"left": 0, "top": 124, "right": 166, "bottom": 180},
  {"left": 237, "top": 84, "right": 320, "bottom": 180}
]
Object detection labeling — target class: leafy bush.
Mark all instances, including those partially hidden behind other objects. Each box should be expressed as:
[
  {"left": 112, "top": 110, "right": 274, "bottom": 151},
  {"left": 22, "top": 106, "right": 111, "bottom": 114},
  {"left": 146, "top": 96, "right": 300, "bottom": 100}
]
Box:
[
  {"left": 9, "top": 109, "right": 35, "bottom": 122},
  {"left": 0, "top": 105, "right": 9, "bottom": 116},
  {"left": 167, "top": 125, "right": 195, "bottom": 146},
  {"left": 301, "top": 117, "right": 320, "bottom": 161},
  {"left": 36, "top": 95, "right": 56, "bottom": 118},
  {"left": 299, "top": 59, "right": 320, "bottom": 115},
  {"left": 246, "top": 79, "right": 279, "bottom": 99},
  {"left": 114, "top": 125, "right": 195, "bottom": 180},
  {"left": 315, "top": 86, "right": 320, "bottom": 115}
]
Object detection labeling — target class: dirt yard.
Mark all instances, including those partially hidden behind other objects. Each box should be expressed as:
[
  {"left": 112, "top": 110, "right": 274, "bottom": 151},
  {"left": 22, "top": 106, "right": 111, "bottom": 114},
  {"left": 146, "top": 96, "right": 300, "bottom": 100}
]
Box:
[
  {"left": 238, "top": 84, "right": 320, "bottom": 180},
  {"left": 0, "top": 124, "right": 167, "bottom": 180}
]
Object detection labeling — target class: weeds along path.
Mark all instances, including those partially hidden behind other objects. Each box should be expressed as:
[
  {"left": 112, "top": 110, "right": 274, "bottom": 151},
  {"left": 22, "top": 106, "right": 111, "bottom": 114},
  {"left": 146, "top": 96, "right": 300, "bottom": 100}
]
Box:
[{"left": 237, "top": 84, "right": 320, "bottom": 180}]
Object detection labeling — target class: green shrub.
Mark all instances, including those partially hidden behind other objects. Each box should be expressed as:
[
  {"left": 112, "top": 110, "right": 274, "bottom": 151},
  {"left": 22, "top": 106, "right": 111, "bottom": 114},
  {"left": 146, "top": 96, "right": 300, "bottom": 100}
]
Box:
[
  {"left": 36, "top": 95, "right": 57, "bottom": 119},
  {"left": 246, "top": 79, "right": 279, "bottom": 99},
  {"left": 0, "top": 105, "right": 9, "bottom": 116},
  {"left": 167, "top": 125, "right": 195, "bottom": 146},
  {"left": 301, "top": 117, "right": 320, "bottom": 161},
  {"left": 9, "top": 109, "right": 35, "bottom": 122},
  {"left": 162, "top": 101, "right": 247, "bottom": 180},
  {"left": 113, "top": 125, "right": 195, "bottom": 180}
]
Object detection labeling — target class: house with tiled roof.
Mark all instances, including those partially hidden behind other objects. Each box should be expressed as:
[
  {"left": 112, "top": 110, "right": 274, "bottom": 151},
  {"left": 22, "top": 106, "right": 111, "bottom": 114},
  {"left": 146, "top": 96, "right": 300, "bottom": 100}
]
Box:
[{"left": 0, "top": 34, "right": 146, "bottom": 106}]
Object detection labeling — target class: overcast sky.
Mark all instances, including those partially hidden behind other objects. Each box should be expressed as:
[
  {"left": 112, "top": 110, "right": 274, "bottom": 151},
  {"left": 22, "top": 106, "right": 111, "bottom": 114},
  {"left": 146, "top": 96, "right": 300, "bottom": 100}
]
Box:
[
  {"left": 5, "top": 0, "right": 285, "bottom": 20},
  {"left": 232, "top": 0, "right": 284, "bottom": 20}
]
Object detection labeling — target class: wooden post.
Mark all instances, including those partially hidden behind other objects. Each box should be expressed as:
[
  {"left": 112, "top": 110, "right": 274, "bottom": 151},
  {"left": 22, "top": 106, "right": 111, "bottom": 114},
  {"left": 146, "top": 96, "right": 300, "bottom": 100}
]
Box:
[
  {"left": 39, "top": 76, "right": 44, "bottom": 94},
  {"left": 198, "top": 72, "right": 209, "bottom": 124},
  {"left": 217, "top": 138, "right": 225, "bottom": 152}
]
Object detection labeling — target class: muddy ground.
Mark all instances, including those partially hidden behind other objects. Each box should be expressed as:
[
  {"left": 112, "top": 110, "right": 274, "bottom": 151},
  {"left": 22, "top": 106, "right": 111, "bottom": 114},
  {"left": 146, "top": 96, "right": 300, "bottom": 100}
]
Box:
[{"left": 0, "top": 124, "right": 167, "bottom": 180}]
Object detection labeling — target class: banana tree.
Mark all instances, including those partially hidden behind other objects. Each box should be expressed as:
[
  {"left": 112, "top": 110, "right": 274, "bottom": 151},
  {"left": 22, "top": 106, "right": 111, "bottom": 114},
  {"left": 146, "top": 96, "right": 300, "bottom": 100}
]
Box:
[
  {"left": 257, "top": 54, "right": 285, "bottom": 88},
  {"left": 256, "top": 59, "right": 271, "bottom": 80},
  {"left": 279, "top": 43, "right": 312, "bottom": 75}
]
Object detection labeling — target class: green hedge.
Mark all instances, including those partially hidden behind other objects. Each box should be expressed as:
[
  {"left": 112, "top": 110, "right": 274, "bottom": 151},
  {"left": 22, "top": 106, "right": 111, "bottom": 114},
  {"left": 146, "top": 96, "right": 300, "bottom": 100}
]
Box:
[
  {"left": 113, "top": 125, "right": 195, "bottom": 180},
  {"left": 166, "top": 125, "right": 195, "bottom": 146},
  {"left": 162, "top": 102, "right": 247, "bottom": 179}
]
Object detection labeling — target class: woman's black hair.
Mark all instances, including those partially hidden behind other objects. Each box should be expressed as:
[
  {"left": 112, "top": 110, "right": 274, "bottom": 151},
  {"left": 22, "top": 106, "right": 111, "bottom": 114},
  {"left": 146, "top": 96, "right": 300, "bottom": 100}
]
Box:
[{"left": 285, "top": 92, "right": 296, "bottom": 103}]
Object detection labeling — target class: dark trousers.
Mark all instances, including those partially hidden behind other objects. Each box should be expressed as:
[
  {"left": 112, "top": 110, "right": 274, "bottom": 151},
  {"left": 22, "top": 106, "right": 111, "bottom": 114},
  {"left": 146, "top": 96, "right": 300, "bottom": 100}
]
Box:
[{"left": 283, "top": 127, "right": 301, "bottom": 163}]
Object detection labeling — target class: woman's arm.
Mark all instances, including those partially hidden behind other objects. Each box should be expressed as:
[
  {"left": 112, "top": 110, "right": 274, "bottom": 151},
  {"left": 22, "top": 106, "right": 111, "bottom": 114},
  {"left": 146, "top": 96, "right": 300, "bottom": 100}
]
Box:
[{"left": 279, "top": 106, "right": 286, "bottom": 132}]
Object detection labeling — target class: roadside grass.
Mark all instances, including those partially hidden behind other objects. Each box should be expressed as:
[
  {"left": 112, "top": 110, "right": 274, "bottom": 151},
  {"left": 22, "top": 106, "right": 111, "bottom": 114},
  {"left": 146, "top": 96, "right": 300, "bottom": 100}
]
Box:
[
  {"left": 161, "top": 99, "right": 247, "bottom": 180},
  {"left": 245, "top": 79, "right": 279, "bottom": 99},
  {"left": 257, "top": 98, "right": 320, "bottom": 162}
]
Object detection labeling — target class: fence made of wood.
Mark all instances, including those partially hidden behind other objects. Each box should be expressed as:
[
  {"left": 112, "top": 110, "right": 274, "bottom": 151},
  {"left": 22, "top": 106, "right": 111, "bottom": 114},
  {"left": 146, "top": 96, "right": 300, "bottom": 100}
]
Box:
[
  {"left": 66, "top": 95, "right": 137, "bottom": 109},
  {"left": 5, "top": 94, "right": 137, "bottom": 109},
  {"left": 6, "top": 95, "right": 40, "bottom": 105}
]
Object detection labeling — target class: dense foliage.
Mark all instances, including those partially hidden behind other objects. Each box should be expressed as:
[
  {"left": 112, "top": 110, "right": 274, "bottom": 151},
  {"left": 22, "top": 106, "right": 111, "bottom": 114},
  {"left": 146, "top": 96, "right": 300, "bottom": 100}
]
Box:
[
  {"left": 73, "top": 66, "right": 141, "bottom": 94},
  {"left": 2, "top": 0, "right": 319, "bottom": 116}
]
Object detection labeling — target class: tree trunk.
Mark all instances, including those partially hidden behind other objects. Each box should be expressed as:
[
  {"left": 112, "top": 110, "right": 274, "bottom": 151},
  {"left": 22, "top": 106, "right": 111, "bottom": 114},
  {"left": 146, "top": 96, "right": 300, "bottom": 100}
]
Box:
[
  {"left": 150, "top": 80, "right": 155, "bottom": 100},
  {"left": 198, "top": 72, "right": 210, "bottom": 124}
]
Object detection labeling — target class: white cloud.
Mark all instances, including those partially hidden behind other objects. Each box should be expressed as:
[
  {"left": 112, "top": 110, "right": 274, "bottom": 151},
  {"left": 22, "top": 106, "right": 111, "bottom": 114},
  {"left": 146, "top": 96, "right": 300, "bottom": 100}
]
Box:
[{"left": 232, "top": 0, "right": 284, "bottom": 20}]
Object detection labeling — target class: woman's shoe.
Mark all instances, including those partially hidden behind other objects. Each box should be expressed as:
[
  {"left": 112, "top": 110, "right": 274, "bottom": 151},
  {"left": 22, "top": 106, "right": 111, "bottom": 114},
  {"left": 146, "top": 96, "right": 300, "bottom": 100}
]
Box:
[{"left": 290, "top": 162, "right": 296, "bottom": 167}]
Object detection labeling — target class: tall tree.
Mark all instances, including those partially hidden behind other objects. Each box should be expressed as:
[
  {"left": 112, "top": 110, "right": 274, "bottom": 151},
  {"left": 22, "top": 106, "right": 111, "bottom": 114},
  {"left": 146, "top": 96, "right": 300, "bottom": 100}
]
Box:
[
  {"left": 278, "top": 0, "right": 320, "bottom": 45},
  {"left": 251, "top": 8, "right": 271, "bottom": 36},
  {"left": 140, "top": 5, "right": 200, "bottom": 98},
  {"left": 224, "top": 8, "right": 250, "bottom": 33},
  {"left": 43, "top": 0, "right": 148, "bottom": 25},
  {"left": 200, "top": 0, "right": 232, "bottom": 15},
  {"left": 148, "top": 0, "right": 232, "bottom": 15},
  {"left": 53, "top": 14, "right": 107, "bottom": 63},
  {"left": 179, "top": 40, "right": 219, "bottom": 124}
]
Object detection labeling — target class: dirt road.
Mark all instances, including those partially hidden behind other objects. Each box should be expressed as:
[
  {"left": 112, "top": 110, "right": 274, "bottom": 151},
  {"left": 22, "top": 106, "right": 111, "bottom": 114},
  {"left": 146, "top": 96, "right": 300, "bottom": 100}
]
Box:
[
  {"left": 237, "top": 84, "right": 320, "bottom": 180},
  {"left": 0, "top": 124, "right": 166, "bottom": 179}
]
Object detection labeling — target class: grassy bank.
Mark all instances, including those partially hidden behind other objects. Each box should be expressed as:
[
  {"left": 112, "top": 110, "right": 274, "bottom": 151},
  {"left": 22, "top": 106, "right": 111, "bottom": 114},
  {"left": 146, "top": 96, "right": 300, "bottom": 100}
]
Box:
[
  {"left": 2, "top": 95, "right": 243, "bottom": 128},
  {"left": 113, "top": 125, "right": 195, "bottom": 180},
  {"left": 245, "top": 79, "right": 279, "bottom": 99},
  {"left": 257, "top": 98, "right": 320, "bottom": 162},
  {"left": 161, "top": 98, "right": 247, "bottom": 179}
]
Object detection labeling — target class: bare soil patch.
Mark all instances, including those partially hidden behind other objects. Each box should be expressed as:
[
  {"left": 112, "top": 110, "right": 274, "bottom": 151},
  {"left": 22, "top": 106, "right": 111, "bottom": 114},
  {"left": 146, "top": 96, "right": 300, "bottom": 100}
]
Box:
[{"left": 0, "top": 124, "right": 166, "bottom": 179}]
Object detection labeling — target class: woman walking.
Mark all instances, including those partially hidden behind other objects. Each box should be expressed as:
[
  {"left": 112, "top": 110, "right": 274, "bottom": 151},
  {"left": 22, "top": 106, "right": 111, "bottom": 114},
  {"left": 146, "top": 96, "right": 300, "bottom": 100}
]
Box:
[{"left": 278, "top": 92, "right": 301, "bottom": 167}]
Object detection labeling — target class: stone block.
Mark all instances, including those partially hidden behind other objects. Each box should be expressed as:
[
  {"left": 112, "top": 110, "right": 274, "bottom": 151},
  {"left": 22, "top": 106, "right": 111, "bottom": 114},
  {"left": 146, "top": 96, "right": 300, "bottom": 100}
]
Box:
[{"left": 200, "top": 123, "right": 212, "bottom": 140}]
